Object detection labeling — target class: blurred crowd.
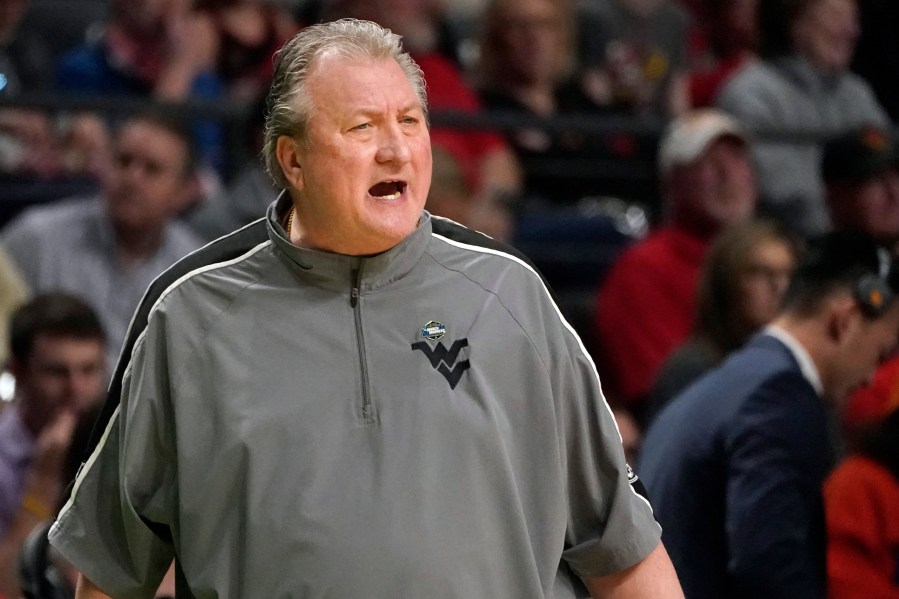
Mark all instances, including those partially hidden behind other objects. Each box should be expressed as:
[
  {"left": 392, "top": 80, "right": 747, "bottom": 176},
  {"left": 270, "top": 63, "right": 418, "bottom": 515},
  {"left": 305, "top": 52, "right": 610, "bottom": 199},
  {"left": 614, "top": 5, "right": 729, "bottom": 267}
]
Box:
[{"left": 1, "top": 0, "right": 898, "bottom": 597}]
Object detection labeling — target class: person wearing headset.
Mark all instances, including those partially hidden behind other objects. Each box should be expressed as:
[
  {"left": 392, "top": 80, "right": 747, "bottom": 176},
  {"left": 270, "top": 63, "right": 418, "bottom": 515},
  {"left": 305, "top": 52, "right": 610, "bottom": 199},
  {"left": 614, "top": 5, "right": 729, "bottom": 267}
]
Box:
[{"left": 637, "top": 230, "right": 899, "bottom": 599}]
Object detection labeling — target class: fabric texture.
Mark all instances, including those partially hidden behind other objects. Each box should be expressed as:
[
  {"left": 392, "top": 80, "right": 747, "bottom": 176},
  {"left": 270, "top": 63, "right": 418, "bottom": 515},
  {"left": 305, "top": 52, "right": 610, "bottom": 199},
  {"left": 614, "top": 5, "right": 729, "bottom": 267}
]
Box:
[{"left": 49, "top": 195, "right": 660, "bottom": 599}]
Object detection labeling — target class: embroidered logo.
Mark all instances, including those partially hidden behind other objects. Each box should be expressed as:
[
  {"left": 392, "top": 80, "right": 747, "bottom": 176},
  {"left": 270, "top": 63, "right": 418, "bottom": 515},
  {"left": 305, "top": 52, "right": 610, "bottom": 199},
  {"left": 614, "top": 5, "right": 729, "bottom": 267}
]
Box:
[{"left": 411, "top": 337, "right": 471, "bottom": 389}]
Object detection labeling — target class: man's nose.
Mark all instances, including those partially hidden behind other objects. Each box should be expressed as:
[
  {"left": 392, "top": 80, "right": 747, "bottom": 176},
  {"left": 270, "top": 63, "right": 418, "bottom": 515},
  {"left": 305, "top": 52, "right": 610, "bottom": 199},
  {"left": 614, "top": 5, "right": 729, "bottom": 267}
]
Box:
[{"left": 375, "top": 124, "right": 411, "bottom": 164}]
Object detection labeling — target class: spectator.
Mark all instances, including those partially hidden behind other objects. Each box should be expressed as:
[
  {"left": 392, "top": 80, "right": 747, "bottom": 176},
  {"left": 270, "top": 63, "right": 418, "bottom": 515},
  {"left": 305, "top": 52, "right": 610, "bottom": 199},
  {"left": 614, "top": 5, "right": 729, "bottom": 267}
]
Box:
[
  {"left": 824, "top": 399, "right": 899, "bottom": 599},
  {"left": 823, "top": 126, "right": 899, "bottom": 252},
  {"left": 638, "top": 230, "right": 899, "bottom": 599},
  {"left": 593, "top": 108, "right": 756, "bottom": 417},
  {"left": 427, "top": 145, "right": 515, "bottom": 242},
  {"left": 477, "top": 0, "right": 637, "bottom": 205},
  {"left": 49, "top": 20, "right": 684, "bottom": 599},
  {"left": 1, "top": 110, "right": 204, "bottom": 369},
  {"left": 578, "top": 0, "right": 691, "bottom": 118},
  {"left": 0, "top": 0, "right": 109, "bottom": 180},
  {"left": 717, "top": 0, "right": 889, "bottom": 237},
  {"left": 55, "top": 0, "right": 225, "bottom": 172},
  {"left": 646, "top": 218, "right": 797, "bottom": 423},
  {"left": 0, "top": 294, "right": 105, "bottom": 599},
  {"left": 687, "top": 0, "right": 759, "bottom": 107},
  {"left": 193, "top": 0, "right": 300, "bottom": 103}
]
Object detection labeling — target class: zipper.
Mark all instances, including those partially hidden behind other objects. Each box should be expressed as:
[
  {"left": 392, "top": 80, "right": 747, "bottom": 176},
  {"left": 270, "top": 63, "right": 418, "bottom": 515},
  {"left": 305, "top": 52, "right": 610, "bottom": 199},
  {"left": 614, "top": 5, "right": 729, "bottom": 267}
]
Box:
[{"left": 351, "top": 267, "right": 375, "bottom": 424}]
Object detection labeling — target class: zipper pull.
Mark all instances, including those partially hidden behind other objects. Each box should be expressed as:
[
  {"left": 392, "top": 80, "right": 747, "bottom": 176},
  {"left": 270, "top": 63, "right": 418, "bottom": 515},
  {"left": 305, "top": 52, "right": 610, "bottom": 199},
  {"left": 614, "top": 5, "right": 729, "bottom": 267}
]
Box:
[{"left": 351, "top": 268, "right": 361, "bottom": 307}]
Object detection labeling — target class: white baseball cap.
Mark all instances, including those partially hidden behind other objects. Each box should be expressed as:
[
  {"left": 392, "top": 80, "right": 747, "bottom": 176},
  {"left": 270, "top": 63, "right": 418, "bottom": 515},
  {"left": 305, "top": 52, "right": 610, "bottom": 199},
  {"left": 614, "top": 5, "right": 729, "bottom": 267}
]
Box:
[{"left": 657, "top": 109, "right": 749, "bottom": 177}]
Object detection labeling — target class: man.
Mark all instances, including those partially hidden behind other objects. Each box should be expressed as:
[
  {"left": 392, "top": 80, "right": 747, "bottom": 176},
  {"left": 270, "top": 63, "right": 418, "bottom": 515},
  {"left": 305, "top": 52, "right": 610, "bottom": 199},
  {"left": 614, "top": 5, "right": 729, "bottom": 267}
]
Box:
[
  {"left": 717, "top": 0, "right": 888, "bottom": 236},
  {"left": 49, "top": 19, "right": 684, "bottom": 599},
  {"left": 0, "top": 293, "right": 105, "bottom": 539},
  {"left": 637, "top": 231, "right": 899, "bottom": 599},
  {"left": 823, "top": 125, "right": 899, "bottom": 252},
  {"left": 1, "top": 110, "right": 204, "bottom": 369},
  {"left": 593, "top": 108, "right": 756, "bottom": 416}
]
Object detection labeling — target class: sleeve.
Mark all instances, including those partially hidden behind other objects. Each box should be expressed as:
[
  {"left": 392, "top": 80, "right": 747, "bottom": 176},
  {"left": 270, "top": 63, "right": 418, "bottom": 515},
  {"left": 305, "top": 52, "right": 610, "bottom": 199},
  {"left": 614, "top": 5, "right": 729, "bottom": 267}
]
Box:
[
  {"left": 723, "top": 373, "right": 828, "bottom": 599},
  {"left": 48, "top": 310, "right": 177, "bottom": 599},
  {"left": 554, "top": 314, "right": 662, "bottom": 578},
  {"left": 824, "top": 459, "right": 899, "bottom": 599}
]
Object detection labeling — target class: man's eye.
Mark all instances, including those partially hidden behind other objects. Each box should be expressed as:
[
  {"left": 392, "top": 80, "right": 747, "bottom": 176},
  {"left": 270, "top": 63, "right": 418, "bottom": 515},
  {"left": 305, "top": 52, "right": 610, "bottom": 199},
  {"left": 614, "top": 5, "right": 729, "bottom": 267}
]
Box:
[
  {"left": 401, "top": 117, "right": 418, "bottom": 125},
  {"left": 352, "top": 123, "right": 371, "bottom": 131}
]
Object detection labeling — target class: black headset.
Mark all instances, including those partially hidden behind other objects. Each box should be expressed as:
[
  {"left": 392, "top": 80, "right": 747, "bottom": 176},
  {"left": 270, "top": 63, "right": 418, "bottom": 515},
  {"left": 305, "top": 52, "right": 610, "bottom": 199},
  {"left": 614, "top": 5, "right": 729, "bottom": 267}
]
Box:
[{"left": 854, "top": 248, "right": 895, "bottom": 318}]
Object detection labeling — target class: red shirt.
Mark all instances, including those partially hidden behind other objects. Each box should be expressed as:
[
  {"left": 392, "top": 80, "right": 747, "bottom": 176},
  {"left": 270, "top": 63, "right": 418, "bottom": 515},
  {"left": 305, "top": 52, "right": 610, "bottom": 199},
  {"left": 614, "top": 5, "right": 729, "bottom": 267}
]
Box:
[
  {"left": 825, "top": 456, "right": 899, "bottom": 599},
  {"left": 414, "top": 52, "right": 507, "bottom": 190},
  {"left": 593, "top": 225, "right": 708, "bottom": 408}
]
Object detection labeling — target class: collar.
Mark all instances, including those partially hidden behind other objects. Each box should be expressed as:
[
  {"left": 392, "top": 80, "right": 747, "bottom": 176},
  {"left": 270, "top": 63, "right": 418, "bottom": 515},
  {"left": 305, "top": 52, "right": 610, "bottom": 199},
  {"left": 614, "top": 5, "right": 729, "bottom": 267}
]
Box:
[
  {"left": 265, "top": 191, "right": 432, "bottom": 293},
  {"left": 763, "top": 324, "right": 824, "bottom": 396}
]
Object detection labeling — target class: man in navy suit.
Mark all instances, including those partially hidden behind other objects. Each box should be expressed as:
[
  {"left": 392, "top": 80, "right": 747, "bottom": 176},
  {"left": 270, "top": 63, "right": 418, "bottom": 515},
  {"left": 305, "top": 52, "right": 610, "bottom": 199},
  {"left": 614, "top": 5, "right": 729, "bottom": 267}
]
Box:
[{"left": 638, "top": 231, "right": 899, "bottom": 599}]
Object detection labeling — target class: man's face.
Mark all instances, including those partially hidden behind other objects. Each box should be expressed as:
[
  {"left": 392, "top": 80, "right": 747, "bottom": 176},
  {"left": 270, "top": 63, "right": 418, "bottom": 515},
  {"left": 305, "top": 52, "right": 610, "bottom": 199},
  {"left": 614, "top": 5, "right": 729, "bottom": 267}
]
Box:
[
  {"left": 103, "top": 120, "right": 192, "bottom": 237},
  {"left": 287, "top": 54, "right": 432, "bottom": 255},
  {"left": 670, "top": 137, "right": 757, "bottom": 235},
  {"left": 828, "top": 301, "right": 899, "bottom": 405},
  {"left": 497, "top": 0, "right": 565, "bottom": 86},
  {"left": 14, "top": 335, "right": 106, "bottom": 434},
  {"left": 830, "top": 169, "right": 899, "bottom": 245},
  {"left": 793, "top": 0, "right": 859, "bottom": 74}
]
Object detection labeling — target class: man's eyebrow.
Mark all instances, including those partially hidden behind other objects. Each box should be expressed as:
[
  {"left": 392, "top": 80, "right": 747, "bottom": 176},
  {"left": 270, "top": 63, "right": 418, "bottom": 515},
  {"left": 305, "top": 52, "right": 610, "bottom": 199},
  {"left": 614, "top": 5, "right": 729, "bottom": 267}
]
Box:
[{"left": 350, "top": 102, "right": 424, "bottom": 118}]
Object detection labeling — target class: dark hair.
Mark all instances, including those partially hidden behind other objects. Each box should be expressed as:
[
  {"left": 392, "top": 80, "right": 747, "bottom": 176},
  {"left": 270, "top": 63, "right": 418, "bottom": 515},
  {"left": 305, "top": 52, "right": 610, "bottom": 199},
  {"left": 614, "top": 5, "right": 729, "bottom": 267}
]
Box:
[
  {"left": 757, "top": 0, "right": 814, "bottom": 59},
  {"left": 781, "top": 230, "right": 898, "bottom": 318},
  {"left": 694, "top": 219, "right": 798, "bottom": 355},
  {"left": 9, "top": 293, "right": 106, "bottom": 363},
  {"left": 124, "top": 108, "right": 198, "bottom": 178}
]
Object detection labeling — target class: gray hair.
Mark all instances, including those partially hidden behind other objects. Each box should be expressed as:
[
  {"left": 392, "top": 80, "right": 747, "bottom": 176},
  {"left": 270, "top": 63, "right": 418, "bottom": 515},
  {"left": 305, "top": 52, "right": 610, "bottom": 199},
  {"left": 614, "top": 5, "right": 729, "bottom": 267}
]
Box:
[{"left": 263, "top": 19, "right": 429, "bottom": 189}]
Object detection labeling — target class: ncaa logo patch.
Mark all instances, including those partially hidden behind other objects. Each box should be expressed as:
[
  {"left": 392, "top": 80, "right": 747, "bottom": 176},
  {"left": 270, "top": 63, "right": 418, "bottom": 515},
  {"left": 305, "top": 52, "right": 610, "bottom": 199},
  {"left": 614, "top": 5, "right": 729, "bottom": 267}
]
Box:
[{"left": 420, "top": 320, "right": 446, "bottom": 341}]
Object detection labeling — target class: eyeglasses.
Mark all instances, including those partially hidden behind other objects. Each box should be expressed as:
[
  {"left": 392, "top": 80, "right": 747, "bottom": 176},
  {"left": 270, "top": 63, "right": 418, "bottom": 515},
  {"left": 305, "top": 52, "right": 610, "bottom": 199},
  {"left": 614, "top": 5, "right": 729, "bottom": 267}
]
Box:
[{"left": 743, "top": 263, "right": 794, "bottom": 285}]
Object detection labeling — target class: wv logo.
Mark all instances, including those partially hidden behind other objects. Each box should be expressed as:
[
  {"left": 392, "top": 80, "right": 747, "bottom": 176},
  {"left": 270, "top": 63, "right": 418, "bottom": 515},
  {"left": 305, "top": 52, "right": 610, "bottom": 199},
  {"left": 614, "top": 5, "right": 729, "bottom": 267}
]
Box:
[{"left": 411, "top": 338, "right": 471, "bottom": 389}]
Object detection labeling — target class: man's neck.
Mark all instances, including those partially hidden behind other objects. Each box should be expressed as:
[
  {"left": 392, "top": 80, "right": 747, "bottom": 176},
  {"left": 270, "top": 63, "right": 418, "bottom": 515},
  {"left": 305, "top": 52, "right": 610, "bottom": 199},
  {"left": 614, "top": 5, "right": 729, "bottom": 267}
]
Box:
[{"left": 114, "top": 225, "right": 164, "bottom": 266}]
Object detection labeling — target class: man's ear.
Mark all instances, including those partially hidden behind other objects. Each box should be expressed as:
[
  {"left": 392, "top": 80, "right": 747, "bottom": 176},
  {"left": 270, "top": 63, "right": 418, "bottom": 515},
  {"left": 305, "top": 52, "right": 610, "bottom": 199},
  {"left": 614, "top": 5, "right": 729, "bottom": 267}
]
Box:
[
  {"left": 276, "top": 136, "right": 305, "bottom": 191},
  {"left": 828, "top": 294, "right": 862, "bottom": 343}
]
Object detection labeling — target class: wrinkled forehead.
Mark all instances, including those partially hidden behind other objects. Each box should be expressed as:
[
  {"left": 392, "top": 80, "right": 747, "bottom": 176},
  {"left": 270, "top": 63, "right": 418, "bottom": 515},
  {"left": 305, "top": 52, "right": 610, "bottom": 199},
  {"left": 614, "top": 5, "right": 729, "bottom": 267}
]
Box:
[{"left": 306, "top": 53, "right": 423, "bottom": 111}]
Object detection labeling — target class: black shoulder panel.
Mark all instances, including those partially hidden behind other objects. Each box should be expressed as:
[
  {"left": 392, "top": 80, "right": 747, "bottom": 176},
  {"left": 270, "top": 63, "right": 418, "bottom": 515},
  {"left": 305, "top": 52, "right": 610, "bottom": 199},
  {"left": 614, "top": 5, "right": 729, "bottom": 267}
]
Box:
[
  {"left": 430, "top": 217, "right": 553, "bottom": 292},
  {"left": 83, "top": 220, "right": 271, "bottom": 457}
]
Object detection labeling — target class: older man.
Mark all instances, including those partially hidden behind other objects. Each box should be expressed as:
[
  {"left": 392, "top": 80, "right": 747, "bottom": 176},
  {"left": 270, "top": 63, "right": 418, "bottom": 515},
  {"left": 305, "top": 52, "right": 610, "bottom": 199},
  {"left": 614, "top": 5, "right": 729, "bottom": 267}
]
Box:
[
  {"left": 49, "top": 19, "right": 683, "bottom": 599},
  {"left": 593, "top": 108, "right": 756, "bottom": 417}
]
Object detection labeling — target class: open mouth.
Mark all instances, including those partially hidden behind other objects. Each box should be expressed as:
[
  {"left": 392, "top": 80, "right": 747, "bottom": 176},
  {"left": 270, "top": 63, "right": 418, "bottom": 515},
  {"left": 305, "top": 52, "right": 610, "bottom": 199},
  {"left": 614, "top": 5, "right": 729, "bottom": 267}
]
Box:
[{"left": 368, "top": 180, "right": 406, "bottom": 200}]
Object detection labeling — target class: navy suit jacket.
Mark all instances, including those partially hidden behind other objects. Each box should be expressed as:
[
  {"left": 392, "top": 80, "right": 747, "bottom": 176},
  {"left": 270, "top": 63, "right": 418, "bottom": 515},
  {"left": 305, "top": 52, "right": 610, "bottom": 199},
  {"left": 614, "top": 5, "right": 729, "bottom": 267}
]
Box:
[{"left": 637, "top": 333, "right": 833, "bottom": 599}]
